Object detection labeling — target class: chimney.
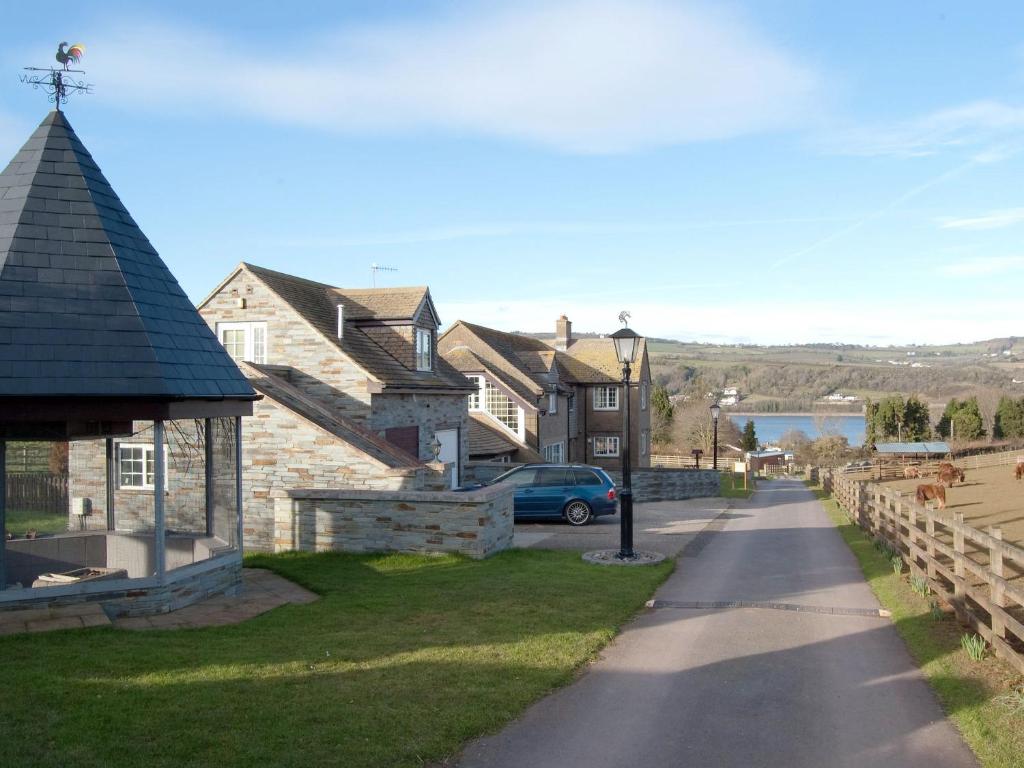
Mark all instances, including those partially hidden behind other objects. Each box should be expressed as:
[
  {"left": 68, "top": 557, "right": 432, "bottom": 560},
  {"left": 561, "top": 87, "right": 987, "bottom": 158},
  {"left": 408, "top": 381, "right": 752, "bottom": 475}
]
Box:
[
  {"left": 337, "top": 303, "right": 344, "bottom": 338},
  {"left": 555, "top": 315, "right": 571, "bottom": 351}
]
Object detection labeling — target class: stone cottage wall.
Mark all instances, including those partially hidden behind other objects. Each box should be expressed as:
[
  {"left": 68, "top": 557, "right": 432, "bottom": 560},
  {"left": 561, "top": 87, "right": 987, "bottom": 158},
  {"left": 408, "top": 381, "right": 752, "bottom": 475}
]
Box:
[
  {"left": 200, "top": 269, "right": 374, "bottom": 424},
  {"left": 606, "top": 468, "right": 720, "bottom": 503},
  {"left": 274, "top": 484, "right": 514, "bottom": 559},
  {"left": 370, "top": 393, "right": 470, "bottom": 477}
]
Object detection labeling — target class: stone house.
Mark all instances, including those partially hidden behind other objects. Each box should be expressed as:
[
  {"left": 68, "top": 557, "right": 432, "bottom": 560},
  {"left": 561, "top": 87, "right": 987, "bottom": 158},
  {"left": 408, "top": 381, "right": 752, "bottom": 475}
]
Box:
[
  {"left": 439, "top": 316, "right": 652, "bottom": 471},
  {"left": 192, "top": 263, "right": 475, "bottom": 550}
]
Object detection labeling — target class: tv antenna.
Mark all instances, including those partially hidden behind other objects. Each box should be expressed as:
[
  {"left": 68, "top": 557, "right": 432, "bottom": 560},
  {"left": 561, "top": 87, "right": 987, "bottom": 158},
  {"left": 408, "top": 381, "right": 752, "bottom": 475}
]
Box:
[
  {"left": 20, "top": 42, "right": 92, "bottom": 111},
  {"left": 370, "top": 263, "right": 398, "bottom": 287}
]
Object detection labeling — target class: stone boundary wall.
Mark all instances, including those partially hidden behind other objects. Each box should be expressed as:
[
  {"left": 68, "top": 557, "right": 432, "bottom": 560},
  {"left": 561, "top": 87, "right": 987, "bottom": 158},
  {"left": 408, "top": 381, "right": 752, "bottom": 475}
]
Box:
[
  {"left": 607, "top": 468, "right": 721, "bottom": 503},
  {"left": 464, "top": 461, "right": 524, "bottom": 484},
  {"left": 274, "top": 485, "right": 514, "bottom": 559}
]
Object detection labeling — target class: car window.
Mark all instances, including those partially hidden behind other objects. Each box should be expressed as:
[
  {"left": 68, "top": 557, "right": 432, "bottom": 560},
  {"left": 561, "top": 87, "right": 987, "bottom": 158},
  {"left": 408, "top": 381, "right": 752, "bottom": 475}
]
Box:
[
  {"left": 503, "top": 468, "right": 539, "bottom": 487},
  {"left": 536, "top": 467, "right": 570, "bottom": 486},
  {"left": 573, "top": 469, "right": 603, "bottom": 486}
]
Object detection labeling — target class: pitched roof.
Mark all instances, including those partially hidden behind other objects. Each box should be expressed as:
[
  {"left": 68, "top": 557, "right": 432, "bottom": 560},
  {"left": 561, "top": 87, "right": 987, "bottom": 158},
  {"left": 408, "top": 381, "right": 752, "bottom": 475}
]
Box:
[
  {"left": 0, "top": 111, "right": 255, "bottom": 401},
  {"left": 556, "top": 337, "right": 648, "bottom": 383},
  {"left": 240, "top": 362, "right": 421, "bottom": 468},
  {"left": 442, "top": 344, "right": 538, "bottom": 405},
  {"left": 440, "top": 321, "right": 556, "bottom": 399},
  {"left": 467, "top": 413, "right": 522, "bottom": 458},
  {"left": 239, "top": 263, "right": 472, "bottom": 391}
]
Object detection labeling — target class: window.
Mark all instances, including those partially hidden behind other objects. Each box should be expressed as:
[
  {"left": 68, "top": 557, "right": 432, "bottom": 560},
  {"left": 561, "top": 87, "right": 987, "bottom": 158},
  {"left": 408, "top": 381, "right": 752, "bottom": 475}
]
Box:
[
  {"left": 118, "top": 443, "right": 155, "bottom": 489},
  {"left": 548, "top": 392, "right": 558, "bottom": 415},
  {"left": 593, "top": 436, "right": 620, "bottom": 457},
  {"left": 573, "top": 469, "right": 603, "bottom": 486},
  {"left": 467, "top": 375, "right": 482, "bottom": 410},
  {"left": 484, "top": 381, "right": 520, "bottom": 434},
  {"left": 641, "top": 430, "right": 650, "bottom": 456},
  {"left": 503, "top": 468, "right": 539, "bottom": 487},
  {"left": 415, "top": 328, "right": 432, "bottom": 371},
  {"left": 543, "top": 442, "right": 564, "bottom": 463},
  {"left": 640, "top": 382, "right": 648, "bottom": 410},
  {"left": 216, "top": 322, "right": 267, "bottom": 364},
  {"left": 594, "top": 386, "right": 619, "bottom": 410},
  {"left": 537, "top": 467, "right": 570, "bottom": 486}
]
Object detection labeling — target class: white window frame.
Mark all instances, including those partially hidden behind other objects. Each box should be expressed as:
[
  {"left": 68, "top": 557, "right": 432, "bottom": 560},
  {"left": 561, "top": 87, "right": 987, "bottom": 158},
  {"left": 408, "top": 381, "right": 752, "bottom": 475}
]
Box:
[
  {"left": 640, "top": 382, "right": 648, "bottom": 411},
  {"left": 543, "top": 442, "right": 564, "bottom": 463},
  {"left": 416, "top": 328, "right": 433, "bottom": 371},
  {"left": 593, "top": 436, "right": 620, "bottom": 457},
  {"left": 216, "top": 321, "right": 268, "bottom": 364},
  {"left": 118, "top": 443, "right": 155, "bottom": 490},
  {"left": 467, "top": 375, "right": 483, "bottom": 410},
  {"left": 594, "top": 386, "right": 619, "bottom": 411},
  {"left": 640, "top": 430, "right": 650, "bottom": 456},
  {"left": 548, "top": 392, "right": 558, "bottom": 415}
]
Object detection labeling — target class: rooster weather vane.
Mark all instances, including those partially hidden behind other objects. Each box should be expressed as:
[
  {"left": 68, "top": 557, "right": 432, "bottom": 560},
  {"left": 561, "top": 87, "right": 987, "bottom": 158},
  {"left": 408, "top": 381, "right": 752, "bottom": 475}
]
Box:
[{"left": 20, "top": 42, "right": 92, "bottom": 110}]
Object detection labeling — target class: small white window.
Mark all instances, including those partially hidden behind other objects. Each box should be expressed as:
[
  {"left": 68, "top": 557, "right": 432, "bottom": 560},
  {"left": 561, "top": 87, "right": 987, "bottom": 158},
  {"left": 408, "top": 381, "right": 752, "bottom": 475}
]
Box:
[
  {"left": 593, "top": 436, "right": 620, "bottom": 457},
  {"left": 217, "top": 322, "right": 268, "bottom": 364},
  {"left": 467, "top": 375, "right": 483, "bottom": 410},
  {"left": 640, "top": 430, "right": 650, "bottom": 456},
  {"left": 118, "top": 443, "right": 155, "bottom": 489},
  {"left": 640, "top": 382, "right": 648, "bottom": 411},
  {"left": 416, "top": 328, "right": 432, "bottom": 371},
  {"left": 548, "top": 392, "right": 558, "bottom": 415},
  {"left": 594, "top": 386, "right": 619, "bottom": 410},
  {"left": 543, "top": 442, "right": 564, "bottom": 463}
]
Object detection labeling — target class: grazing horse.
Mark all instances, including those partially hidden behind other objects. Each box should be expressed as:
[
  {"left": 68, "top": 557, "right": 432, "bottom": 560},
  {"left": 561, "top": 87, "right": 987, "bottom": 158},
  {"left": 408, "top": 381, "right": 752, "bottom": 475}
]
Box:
[
  {"left": 1016, "top": 463, "right": 1023, "bottom": 481},
  {"left": 916, "top": 483, "right": 947, "bottom": 510},
  {"left": 903, "top": 466, "right": 920, "bottom": 479},
  {"left": 936, "top": 464, "right": 965, "bottom": 486}
]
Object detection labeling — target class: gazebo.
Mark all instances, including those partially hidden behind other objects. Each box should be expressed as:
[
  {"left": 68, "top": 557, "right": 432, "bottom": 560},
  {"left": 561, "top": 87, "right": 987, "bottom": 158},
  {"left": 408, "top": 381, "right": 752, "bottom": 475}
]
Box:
[{"left": 0, "top": 111, "right": 257, "bottom": 615}]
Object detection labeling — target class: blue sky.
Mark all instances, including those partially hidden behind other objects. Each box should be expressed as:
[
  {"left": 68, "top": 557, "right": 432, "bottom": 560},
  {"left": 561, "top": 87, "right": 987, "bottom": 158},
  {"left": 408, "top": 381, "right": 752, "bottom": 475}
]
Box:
[{"left": 3, "top": 1, "right": 1024, "bottom": 345}]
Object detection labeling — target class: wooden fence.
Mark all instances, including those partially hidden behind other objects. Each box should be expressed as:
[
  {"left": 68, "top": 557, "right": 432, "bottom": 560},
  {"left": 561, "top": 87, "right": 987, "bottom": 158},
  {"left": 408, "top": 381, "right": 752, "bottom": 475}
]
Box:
[
  {"left": 651, "top": 454, "right": 744, "bottom": 470},
  {"left": 839, "top": 448, "right": 1024, "bottom": 482},
  {"left": 5, "top": 472, "right": 68, "bottom": 513},
  {"left": 822, "top": 468, "right": 1024, "bottom": 674}
]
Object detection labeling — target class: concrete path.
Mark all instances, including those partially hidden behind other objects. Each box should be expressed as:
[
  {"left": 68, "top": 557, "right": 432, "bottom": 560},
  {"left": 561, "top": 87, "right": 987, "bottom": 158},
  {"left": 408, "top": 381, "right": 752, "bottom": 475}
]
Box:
[{"left": 459, "top": 479, "right": 977, "bottom": 768}]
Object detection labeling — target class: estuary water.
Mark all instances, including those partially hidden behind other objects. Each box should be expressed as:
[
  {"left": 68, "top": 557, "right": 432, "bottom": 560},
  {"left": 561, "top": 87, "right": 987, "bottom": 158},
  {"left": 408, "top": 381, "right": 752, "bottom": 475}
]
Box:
[{"left": 728, "top": 413, "right": 865, "bottom": 447}]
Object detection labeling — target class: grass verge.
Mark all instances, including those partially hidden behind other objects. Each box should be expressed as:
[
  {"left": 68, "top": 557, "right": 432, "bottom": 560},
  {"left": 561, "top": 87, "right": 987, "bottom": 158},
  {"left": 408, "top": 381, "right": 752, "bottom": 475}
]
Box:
[
  {"left": 5, "top": 508, "right": 69, "bottom": 537},
  {"left": 719, "top": 472, "right": 753, "bottom": 499},
  {"left": 0, "top": 548, "right": 672, "bottom": 768},
  {"left": 805, "top": 481, "right": 1024, "bottom": 768}
]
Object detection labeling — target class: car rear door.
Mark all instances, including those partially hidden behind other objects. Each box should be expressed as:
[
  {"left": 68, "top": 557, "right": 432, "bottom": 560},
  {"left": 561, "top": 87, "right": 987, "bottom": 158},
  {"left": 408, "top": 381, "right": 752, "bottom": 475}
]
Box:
[{"left": 503, "top": 468, "right": 540, "bottom": 516}]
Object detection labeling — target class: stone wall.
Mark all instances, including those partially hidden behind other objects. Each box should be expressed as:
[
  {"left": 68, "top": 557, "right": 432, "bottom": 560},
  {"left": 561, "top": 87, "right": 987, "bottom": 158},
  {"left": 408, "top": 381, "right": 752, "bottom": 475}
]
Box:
[
  {"left": 370, "top": 392, "right": 470, "bottom": 479},
  {"left": 607, "top": 468, "right": 721, "bottom": 503},
  {"left": 274, "top": 485, "right": 514, "bottom": 559}
]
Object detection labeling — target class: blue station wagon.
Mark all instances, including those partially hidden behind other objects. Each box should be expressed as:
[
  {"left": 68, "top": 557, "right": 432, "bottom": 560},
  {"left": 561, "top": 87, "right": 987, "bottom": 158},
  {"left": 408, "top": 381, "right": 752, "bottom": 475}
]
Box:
[{"left": 486, "top": 464, "right": 619, "bottom": 525}]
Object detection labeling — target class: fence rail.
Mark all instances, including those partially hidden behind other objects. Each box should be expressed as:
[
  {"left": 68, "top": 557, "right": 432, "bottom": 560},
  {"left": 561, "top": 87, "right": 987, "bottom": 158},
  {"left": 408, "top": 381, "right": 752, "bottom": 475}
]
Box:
[
  {"left": 838, "top": 448, "right": 1024, "bottom": 482},
  {"left": 821, "top": 468, "right": 1024, "bottom": 674},
  {"left": 651, "top": 454, "right": 743, "bottom": 469},
  {"left": 5, "top": 472, "right": 68, "bottom": 513}
]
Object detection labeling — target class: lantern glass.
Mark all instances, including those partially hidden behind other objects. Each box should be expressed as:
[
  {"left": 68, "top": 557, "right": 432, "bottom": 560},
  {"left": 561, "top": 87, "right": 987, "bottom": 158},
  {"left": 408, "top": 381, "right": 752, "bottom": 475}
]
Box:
[
  {"left": 610, "top": 327, "right": 641, "bottom": 365},
  {"left": 710, "top": 403, "right": 721, "bottom": 421}
]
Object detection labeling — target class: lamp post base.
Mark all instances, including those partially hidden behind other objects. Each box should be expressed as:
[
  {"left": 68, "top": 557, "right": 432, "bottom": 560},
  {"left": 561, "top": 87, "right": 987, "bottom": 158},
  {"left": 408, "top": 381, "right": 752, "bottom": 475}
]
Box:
[{"left": 582, "top": 549, "right": 667, "bottom": 567}]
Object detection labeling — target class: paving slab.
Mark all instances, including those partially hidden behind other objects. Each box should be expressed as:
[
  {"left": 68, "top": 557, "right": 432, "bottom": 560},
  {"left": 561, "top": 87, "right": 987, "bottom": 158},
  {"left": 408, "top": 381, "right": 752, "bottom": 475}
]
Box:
[{"left": 459, "top": 479, "right": 978, "bottom": 768}]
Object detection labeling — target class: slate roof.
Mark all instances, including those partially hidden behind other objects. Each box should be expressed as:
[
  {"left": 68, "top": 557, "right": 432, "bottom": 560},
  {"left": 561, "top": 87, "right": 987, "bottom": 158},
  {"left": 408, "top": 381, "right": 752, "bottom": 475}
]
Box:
[
  {"left": 440, "top": 321, "right": 556, "bottom": 400},
  {"left": 468, "top": 413, "right": 523, "bottom": 458},
  {"left": 442, "top": 344, "right": 539, "bottom": 405},
  {"left": 556, "top": 337, "right": 648, "bottom": 383},
  {"left": 875, "top": 442, "right": 951, "bottom": 455},
  {"left": 239, "top": 362, "right": 421, "bottom": 468},
  {"left": 0, "top": 111, "right": 256, "bottom": 400},
  {"left": 238, "top": 263, "right": 472, "bottom": 392}
]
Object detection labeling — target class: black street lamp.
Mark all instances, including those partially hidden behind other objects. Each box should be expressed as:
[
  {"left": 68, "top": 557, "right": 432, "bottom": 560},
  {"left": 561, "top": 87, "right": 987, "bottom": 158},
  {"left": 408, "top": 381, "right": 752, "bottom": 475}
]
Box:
[
  {"left": 710, "top": 402, "right": 721, "bottom": 471},
  {"left": 610, "top": 325, "right": 641, "bottom": 560}
]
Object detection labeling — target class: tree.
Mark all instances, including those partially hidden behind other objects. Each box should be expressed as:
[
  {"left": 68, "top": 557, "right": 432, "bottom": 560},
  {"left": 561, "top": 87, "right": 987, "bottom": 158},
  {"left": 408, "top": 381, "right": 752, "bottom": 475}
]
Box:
[
  {"left": 779, "top": 429, "right": 813, "bottom": 463},
  {"left": 994, "top": 396, "right": 1024, "bottom": 439},
  {"left": 902, "top": 395, "right": 932, "bottom": 441},
  {"left": 865, "top": 394, "right": 930, "bottom": 442},
  {"left": 741, "top": 420, "right": 758, "bottom": 451},
  {"left": 937, "top": 397, "right": 984, "bottom": 441},
  {"left": 650, "top": 385, "right": 674, "bottom": 444},
  {"left": 664, "top": 398, "right": 742, "bottom": 455}
]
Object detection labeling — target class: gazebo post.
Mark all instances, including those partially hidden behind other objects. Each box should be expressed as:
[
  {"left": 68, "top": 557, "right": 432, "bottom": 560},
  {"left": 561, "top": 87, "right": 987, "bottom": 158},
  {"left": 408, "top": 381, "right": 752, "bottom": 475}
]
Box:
[
  {"left": 234, "top": 417, "right": 243, "bottom": 551},
  {"left": 0, "top": 439, "right": 6, "bottom": 589},
  {"left": 105, "top": 438, "right": 115, "bottom": 530},
  {"left": 154, "top": 420, "right": 166, "bottom": 578},
  {"left": 204, "top": 418, "right": 214, "bottom": 538}
]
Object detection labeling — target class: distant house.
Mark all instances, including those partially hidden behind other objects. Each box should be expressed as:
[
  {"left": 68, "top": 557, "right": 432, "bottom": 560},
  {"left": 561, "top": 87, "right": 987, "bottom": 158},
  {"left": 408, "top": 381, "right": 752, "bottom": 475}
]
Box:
[
  {"left": 439, "top": 316, "right": 652, "bottom": 470},
  {"left": 196, "top": 263, "right": 476, "bottom": 550}
]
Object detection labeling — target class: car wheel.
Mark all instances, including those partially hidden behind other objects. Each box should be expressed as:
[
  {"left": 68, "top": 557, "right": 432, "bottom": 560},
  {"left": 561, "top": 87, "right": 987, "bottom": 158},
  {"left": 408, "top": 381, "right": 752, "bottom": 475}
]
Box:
[{"left": 564, "top": 500, "right": 593, "bottom": 526}]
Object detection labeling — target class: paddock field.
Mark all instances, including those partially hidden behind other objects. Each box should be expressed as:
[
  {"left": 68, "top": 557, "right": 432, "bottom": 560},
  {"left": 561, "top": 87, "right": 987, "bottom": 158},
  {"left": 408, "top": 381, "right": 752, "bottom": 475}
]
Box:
[{"left": 881, "top": 463, "right": 1024, "bottom": 549}]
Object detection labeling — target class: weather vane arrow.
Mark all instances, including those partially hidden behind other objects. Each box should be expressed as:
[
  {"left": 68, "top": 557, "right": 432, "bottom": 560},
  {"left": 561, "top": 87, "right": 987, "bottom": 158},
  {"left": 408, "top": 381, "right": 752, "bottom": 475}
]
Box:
[{"left": 19, "top": 41, "right": 93, "bottom": 110}]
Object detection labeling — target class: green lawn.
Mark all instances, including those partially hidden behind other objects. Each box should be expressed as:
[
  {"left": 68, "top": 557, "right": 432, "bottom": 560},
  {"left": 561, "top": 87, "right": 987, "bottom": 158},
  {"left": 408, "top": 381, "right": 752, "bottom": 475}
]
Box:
[
  {"left": 0, "top": 549, "right": 672, "bottom": 768},
  {"left": 719, "top": 472, "right": 753, "bottom": 499},
  {"left": 806, "top": 482, "right": 1024, "bottom": 768},
  {"left": 4, "top": 508, "right": 69, "bottom": 537}
]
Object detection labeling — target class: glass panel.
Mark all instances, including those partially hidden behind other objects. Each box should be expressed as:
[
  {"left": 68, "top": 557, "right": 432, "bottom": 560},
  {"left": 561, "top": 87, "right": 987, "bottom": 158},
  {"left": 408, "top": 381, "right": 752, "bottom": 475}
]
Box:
[
  {"left": 574, "top": 469, "right": 602, "bottom": 486},
  {"left": 251, "top": 324, "right": 267, "bottom": 364},
  {"left": 221, "top": 329, "right": 245, "bottom": 360},
  {"left": 485, "top": 382, "right": 519, "bottom": 432},
  {"left": 537, "top": 468, "right": 569, "bottom": 486},
  {"left": 503, "top": 468, "right": 538, "bottom": 487},
  {"left": 211, "top": 417, "right": 239, "bottom": 551}
]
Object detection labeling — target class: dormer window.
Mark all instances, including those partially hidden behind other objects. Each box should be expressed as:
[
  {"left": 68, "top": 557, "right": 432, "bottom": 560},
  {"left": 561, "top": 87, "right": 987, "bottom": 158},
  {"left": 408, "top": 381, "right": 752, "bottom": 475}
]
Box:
[{"left": 415, "top": 328, "right": 432, "bottom": 371}]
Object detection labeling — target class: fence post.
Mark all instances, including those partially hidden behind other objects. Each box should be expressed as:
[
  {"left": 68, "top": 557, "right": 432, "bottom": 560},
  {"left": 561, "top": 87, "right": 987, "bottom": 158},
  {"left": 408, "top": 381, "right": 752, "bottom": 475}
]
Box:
[
  {"left": 925, "top": 515, "right": 937, "bottom": 581},
  {"left": 953, "top": 512, "right": 965, "bottom": 604},
  {"left": 872, "top": 488, "right": 881, "bottom": 537},
  {"left": 907, "top": 501, "right": 917, "bottom": 566},
  {"left": 989, "top": 528, "right": 1006, "bottom": 641}
]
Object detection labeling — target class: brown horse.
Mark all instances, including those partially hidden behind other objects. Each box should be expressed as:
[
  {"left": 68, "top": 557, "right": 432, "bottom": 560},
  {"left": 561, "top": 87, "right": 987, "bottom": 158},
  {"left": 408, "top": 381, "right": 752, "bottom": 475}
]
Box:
[
  {"left": 903, "top": 466, "right": 920, "bottom": 479},
  {"left": 916, "top": 483, "right": 947, "bottom": 509},
  {"left": 1016, "top": 464, "right": 1023, "bottom": 481},
  {"left": 936, "top": 464, "right": 965, "bottom": 486}
]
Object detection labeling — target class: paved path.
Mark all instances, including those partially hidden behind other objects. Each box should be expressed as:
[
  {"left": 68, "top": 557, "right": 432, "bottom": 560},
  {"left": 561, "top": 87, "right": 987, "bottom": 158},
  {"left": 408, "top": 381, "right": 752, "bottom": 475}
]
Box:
[{"left": 459, "top": 479, "right": 977, "bottom": 768}]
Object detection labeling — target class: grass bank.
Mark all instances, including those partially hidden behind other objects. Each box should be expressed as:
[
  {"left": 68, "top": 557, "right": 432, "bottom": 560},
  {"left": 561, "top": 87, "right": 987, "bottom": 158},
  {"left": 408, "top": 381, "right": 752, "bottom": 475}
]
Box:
[
  {"left": 719, "top": 472, "right": 753, "bottom": 499},
  {"left": 806, "top": 481, "right": 1024, "bottom": 768},
  {"left": 0, "top": 548, "right": 671, "bottom": 768}
]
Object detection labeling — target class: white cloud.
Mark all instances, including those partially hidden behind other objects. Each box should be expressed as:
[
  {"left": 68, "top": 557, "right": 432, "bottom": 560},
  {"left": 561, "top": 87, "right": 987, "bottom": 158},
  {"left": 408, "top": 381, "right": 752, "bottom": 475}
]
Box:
[
  {"left": 437, "top": 296, "right": 1023, "bottom": 346},
  {"left": 938, "top": 208, "right": 1024, "bottom": 230},
  {"left": 938, "top": 255, "right": 1024, "bottom": 277},
  {"left": 82, "top": 2, "right": 817, "bottom": 153},
  {"left": 827, "top": 100, "right": 1024, "bottom": 158}
]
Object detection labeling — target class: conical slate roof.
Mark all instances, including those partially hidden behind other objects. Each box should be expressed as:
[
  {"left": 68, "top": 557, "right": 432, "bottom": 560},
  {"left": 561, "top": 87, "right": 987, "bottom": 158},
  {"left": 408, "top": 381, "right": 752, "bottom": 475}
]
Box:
[{"left": 0, "top": 111, "right": 256, "bottom": 401}]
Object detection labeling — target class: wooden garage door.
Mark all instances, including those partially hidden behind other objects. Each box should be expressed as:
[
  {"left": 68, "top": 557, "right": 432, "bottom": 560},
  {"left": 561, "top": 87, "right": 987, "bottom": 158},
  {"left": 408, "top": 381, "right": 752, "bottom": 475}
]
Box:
[{"left": 384, "top": 426, "right": 419, "bottom": 458}]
